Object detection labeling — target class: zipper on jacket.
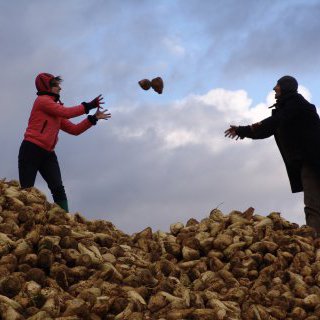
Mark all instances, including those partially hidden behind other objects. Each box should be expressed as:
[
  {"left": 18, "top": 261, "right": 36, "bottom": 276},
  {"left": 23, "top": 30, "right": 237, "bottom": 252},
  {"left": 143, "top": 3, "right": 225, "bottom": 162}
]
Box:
[{"left": 40, "top": 120, "right": 48, "bottom": 133}]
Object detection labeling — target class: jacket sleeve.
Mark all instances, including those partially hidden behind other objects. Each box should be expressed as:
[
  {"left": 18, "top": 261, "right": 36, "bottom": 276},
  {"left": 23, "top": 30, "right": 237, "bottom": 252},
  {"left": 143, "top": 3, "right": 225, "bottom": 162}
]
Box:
[
  {"left": 39, "top": 98, "right": 86, "bottom": 119},
  {"left": 237, "top": 107, "right": 297, "bottom": 140},
  {"left": 236, "top": 117, "right": 276, "bottom": 140},
  {"left": 60, "top": 118, "right": 92, "bottom": 136}
]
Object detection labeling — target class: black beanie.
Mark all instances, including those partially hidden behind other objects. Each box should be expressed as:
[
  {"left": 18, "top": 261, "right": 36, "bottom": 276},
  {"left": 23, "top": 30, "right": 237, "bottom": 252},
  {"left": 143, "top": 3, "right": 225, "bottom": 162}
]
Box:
[{"left": 277, "top": 75, "right": 298, "bottom": 94}]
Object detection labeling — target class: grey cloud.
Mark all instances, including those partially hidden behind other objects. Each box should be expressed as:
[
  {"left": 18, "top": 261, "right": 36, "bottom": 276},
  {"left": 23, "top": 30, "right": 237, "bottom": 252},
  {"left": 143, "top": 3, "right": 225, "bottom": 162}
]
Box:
[
  {"left": 39, "top": 91, "right": 305, "bottom": 234},
  {"left": 0, "top": 1, "right": 310, "bottom": 234},
  {"left": 172, "top": 1, "right": 320, "bottom": 89},
  {"left": 57, "top": 131, "right": 303, "bottom": 234},
  {"left": 220, "top": 2, "right": 320, "bottom": 76}
]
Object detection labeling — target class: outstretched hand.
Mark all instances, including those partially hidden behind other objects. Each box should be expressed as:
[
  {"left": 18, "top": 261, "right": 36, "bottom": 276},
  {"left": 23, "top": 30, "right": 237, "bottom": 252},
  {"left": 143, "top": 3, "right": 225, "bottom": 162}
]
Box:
[
  {"left": 91, "top": 94, "right": 105, "bottom": 109},
  {"left": 95, "top": 108, "right": 111, "bottom": 120},
  {"left": 224, "top": 125, "right": 240, "bottom": 140},
  {"left": 83, "top": 94, "right": 105, "bottom": 114}
]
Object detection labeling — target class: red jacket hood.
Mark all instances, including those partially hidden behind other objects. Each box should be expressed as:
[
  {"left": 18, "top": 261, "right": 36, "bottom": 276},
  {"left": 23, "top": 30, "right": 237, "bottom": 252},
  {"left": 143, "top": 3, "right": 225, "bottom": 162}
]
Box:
[{"left": 35, "top": 73, "right": 55, "bottom": 92}]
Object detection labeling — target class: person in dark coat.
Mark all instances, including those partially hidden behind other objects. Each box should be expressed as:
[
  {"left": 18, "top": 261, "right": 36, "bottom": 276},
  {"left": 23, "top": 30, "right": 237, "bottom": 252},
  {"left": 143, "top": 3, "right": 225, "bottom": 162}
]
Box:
[
  {"left": 225, "top": 75, "right": 320, "bottom": 236},
  {"left": 19, "top": 73, "right": 111, "bottom": 211}
]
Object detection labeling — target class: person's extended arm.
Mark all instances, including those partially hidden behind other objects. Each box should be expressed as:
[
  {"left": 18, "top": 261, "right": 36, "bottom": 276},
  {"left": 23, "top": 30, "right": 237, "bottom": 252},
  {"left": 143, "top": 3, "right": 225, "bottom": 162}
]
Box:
[
  {"left": 40, "top": 95, "right": 104, "bottom": 119},
  {"left": 225, "top": 107, "right": 295, "bottom": 140},
  {"left": 60, "top": 118, "right": 92, "bottom": 135},
  {"left": 237, "top": 116, "right": 279, "bottom": 139},
  {"left": 60, "top": 108, "right": 111, "bottom": 135}
]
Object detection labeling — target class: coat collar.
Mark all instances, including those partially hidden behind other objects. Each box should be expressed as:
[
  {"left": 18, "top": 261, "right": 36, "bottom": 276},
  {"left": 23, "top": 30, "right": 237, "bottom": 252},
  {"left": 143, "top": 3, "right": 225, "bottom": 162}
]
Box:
[
  {"left": 37, "top": 91, "right": 61, "bottom": 103},
  {"left": 275, "top": 92, "right": 299, "bottom": 108}
]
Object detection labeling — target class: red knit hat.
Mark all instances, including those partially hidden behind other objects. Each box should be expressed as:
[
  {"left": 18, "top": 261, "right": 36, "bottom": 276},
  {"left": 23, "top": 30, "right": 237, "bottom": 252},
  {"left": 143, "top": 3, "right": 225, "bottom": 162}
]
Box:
[{"left": 35, "top": 73, "right": 55, "bottom": 92}]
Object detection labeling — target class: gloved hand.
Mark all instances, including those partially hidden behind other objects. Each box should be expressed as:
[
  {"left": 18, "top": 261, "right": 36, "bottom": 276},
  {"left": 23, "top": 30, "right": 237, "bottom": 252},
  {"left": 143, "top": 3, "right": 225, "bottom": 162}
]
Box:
[
  {"left": 87, "top": 109, "right": 111, "bottom": 125},
  {"left": 82, "top": 94, "right": 104, "bottom": 114}
]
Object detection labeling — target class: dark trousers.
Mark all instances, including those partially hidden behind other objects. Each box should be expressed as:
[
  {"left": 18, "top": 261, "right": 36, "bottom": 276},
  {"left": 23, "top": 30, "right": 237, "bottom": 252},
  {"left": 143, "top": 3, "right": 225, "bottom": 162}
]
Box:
[
  {"left": 18, "top": 140, "right": 67, "bottom": 203},
  {"left": 301, "top": 165, "right": 320, "bottom": 236}
]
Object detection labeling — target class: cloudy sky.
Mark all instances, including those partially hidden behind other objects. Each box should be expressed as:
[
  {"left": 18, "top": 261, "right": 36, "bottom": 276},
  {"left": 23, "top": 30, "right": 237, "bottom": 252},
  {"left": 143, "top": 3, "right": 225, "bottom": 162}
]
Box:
[{"left": 1, "top": 0, "right": 320, "bottom": 234}]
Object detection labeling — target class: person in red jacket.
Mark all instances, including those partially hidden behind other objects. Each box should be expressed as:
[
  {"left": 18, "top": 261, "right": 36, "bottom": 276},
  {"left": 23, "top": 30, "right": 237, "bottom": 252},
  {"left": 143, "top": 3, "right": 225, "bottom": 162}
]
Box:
[{"left": 19, "top": 72, "right": 111, "bottom": 211}]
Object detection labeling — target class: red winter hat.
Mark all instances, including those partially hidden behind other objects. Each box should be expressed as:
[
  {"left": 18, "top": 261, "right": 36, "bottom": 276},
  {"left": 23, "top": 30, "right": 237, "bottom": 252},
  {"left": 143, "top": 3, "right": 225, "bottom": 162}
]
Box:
[{"left": 35, "top": 73, "right": 55, "bottom": 91}]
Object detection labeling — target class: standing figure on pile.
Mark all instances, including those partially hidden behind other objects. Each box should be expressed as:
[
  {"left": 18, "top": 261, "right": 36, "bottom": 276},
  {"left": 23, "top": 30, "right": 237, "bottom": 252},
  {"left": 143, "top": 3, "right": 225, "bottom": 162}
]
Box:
[
  {"left": 19, "top": 72, "right": 111, "bottom": 211},
  {"left": 225, "top": 75, "right": 320, "bottom": 237}
]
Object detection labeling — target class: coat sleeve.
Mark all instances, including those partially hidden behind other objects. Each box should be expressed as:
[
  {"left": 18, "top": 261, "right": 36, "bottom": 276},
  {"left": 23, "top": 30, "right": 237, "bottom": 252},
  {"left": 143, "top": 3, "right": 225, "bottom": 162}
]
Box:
[
  {"left": 237, "top": 107, "right": 299, "bottom": 140},
  {"left": 251, "top": 116, "right": 279, "bottom": 139},
  {"left": 236, "top": 117, "right": 276, "bottom": 140},
  {"left": 60, "top": 118, "right": 92, "bottom": 136},
  {"left": 39, "top": 98, "right": 86, "bottom": 119}
]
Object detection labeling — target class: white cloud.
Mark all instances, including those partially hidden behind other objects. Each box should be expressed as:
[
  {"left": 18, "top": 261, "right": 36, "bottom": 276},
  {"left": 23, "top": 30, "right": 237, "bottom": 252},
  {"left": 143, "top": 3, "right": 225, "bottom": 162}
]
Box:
[
  {"left": 89, "top": 86, "right": 307, "bottom": 232},
  {"left": 164, "top": 129, "right": 198, "bottom": 149},
  {"left": 299, "top": 85, "right": 311, "bottom": 101},
  {"left": 111, "top": 88, "right": 275, "bottom": 154},
  {"left": 197, "top": 88, "right": 252, "bottom": 113},
  {"left": 1, "top": 1, "right": 316, "bottom": 234}
]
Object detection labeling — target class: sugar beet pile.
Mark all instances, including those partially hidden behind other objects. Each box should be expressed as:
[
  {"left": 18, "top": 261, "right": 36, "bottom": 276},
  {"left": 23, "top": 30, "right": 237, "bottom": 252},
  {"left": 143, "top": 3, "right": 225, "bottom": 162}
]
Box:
[{"left": 0, "top": 180, "right": 320, "bottom": 320}]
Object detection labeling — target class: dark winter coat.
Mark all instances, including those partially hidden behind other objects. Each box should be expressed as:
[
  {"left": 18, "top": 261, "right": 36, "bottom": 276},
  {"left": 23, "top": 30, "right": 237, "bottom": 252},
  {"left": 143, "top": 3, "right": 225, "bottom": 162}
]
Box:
[{"left": 236, "top": 92, "right": 320, "bottom": 193}]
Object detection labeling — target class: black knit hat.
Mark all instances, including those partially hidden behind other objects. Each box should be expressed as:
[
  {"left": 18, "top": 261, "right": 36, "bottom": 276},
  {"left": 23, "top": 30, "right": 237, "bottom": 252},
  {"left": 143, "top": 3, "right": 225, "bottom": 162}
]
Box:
[{"left": 277, "top": 75, "right": 298, "bottom": 94}]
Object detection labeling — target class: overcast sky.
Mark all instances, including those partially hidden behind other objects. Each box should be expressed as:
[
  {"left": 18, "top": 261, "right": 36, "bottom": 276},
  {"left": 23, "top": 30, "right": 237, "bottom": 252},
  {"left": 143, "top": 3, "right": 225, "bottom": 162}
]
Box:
[{"left": 1, "top": 0, "right": 320, "bottom": 234}]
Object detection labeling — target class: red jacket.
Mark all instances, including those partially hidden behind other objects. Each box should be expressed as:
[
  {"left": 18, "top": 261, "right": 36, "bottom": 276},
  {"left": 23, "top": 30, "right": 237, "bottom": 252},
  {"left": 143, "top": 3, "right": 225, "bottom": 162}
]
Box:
[{"left": 24, "top": 95, "right": 92, "bottom": 151}]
